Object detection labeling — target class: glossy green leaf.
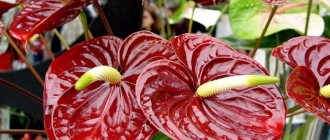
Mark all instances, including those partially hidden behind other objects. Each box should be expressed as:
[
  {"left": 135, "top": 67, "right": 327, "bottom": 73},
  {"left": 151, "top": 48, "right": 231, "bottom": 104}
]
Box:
[
  {"left": 283, "top": 116, "right": 315, "bottom": 140},
  {"left": 151, "top": 132, "right": 172, "bottom": 140},
  {"left": 229, "top": 0, "right": 324, "bottom": 40},
  {"left": 222, "top": 29, "right": 300, "bottom": 50},
  {"left": 323, "top": 16, "right": 330, "bottom": 38}
]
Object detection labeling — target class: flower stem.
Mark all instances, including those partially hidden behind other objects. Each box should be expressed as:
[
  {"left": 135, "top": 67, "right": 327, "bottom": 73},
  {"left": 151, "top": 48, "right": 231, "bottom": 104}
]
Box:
[
  {"left": 283, "top": 117, "right": 293, "bottom": 139},
  {"left": 52, "top": 29, "right": 70, "bottom": 50},
  {"left": 208, "top": 5, "right": 229, "bottom": 36},
  {"left": 287, "top": 105, "right": 302, "bottom": 113},
  {"left": 39, "top": 35, "right": 55, "bottom": 61},
  {"left": 188, "top": 3, "right": 196, "bottom": 33},
  {"left": 157, "top": 0, "right": 166, "bottom": 37},
  {"left": 304, "top": 0, "right": 313, "bottom": 35},
  {"left": 0, "top": 129, "right": 45, "bottom": 134},
  {"left": 163, "top": 0, "right": 172, "bottom": 37},
  {"left": 79, "top": 11, "right": 93, "bottom": 40},
  {"left": 92, "top": 0, "right": 113, "bottom": 36},
  {"left": 0, "top": 78, "right": 42, "bottom": 104},
  {"left": 4, "top": 31, "right": 44, "bottom": 86},
  {"left": 249, "top": 5, "right": 278, "bottom": 58},
  {"left": 286, "top": 109, "right": 306, "bottom": 118}
]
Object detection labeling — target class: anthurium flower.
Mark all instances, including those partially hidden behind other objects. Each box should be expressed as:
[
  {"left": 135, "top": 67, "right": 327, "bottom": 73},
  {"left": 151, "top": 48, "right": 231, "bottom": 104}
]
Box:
[
  {"left": 136, "top": 34, "right": 286, "bottom": 139},
  {"left": 9, "top": 0, "right": 92, "bottom": 43},
  {"left": 272, "top": 36, "right": 330, "bottom": 124},
  {"left": 0, "top": 1, "right": 19, "bottom": 34},
  {"left": 44, "top": 31, "right": 177, "bottom": 139}
]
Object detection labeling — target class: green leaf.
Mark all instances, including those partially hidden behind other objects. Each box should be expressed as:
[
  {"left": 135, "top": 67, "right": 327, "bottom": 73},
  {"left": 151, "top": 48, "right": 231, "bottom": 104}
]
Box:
[
  {"left": 283, "top": 115, "right": 316, "bottom": 140},
  {"left": 229, "top": 0, "right": 324, "bottom": 40},
  {"left": 222, "top": 29, "right": 300, "bottom": 50},
  {"left": 152, "top": 131, "right": 172, "bottom": 140},
  {"left": 323, "top": 16, "right": 330, "bottom": 38}
]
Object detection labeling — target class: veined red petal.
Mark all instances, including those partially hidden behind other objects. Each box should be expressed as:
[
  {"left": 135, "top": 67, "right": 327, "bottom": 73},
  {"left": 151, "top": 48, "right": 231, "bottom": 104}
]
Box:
[
  {"left": 44, "top": 36, "right": 122, "bottom": 139},
  {"left": 119, "top": 31, "right": 177, "bottom": 82},
  {"left": 9, "top": 0, "right": 91, "bottom": 43},
  {"left": 44, "top": 31, "right": 176, "bottom": 139},
  {"left": 272, "top": 36, "right": 330, "bottom": 87},
  {"left": 137, "top": 34, "right": 286, "bottom": 139},
  {"left": 286, "top": 66, "right": 330, "bottom": 123}
]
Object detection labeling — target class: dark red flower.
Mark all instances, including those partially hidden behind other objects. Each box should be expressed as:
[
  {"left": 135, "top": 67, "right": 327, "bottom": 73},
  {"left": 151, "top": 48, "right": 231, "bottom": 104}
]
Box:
[
  {"left": 44, "top": 31, "right": 177, "bottom": 139},
  {"left": 9, "top": 0, "right": 91, "bottom": 43},
  {"left": 272, "top": 36, "right": 330, "bottom": 124},
  {"left": 136, "top": 34, "right": 286, "bottom": 139}
]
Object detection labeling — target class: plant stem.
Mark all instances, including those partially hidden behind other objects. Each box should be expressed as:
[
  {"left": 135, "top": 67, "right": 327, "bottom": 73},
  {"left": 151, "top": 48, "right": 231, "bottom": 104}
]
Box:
[
  {"left": 0, "top": 129, "right": 45, "bottom": 134},
  {"left": 188, "top": 3, "right": 196, "bottom": 33},
  {"left": 39, "top": 35, "right": 55, "bottom": 61},
  {"left": 92, "top": 0, "right": 113, "bottom": 36},
  {"left": 281, "top": 62, "right": 287, "bottom": 95},
  {"left": 287, "top": 105, "right": 302, "bottom": 113},
  {"left": 283, "top": 117, "right": 293, "bottom": 139},
  {"left": 163, "top": 0, "right": 172, "bottom": 37},
  {"left": 283, "top": 94, "right": 288, "bottom": 100},
  {"left": 157, "top": 0, "right": 166, "bottom": 37},
  {"left": 265, "top": 51, "right": 271, "bottom": 71},
  {"left": 273, "top": 33, "right": 280, "bottom": 76},
  {"left": 249, "top": 5, "right": 278, "bottom": 58},
  {"left": 79, "top": 11, "right": 93, "bottom": 40},
  {"left": 4, "top": 31, "right": 44, "bottom": 86},
  {"left": 0, "top": 78, "right": 42, "bottom": 104},
  {"left": 304, "top": 0, "right": 313, "bottom": 35},
  {"left": 52, "top": 29, "right": 70, "bottom": 50},
  {"left": 208, "top": 5, "right": 229, "bottom": 35},
  {"left": 286, "top": 110, "right": 306, "bottom": 118}
]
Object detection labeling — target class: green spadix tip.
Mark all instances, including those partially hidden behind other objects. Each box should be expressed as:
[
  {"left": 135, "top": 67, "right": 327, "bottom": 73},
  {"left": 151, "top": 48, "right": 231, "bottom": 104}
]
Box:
[
  {"left": 197, "top": 75, "right": 279, "bottom": 98},
  {"left": 74, "top": 66, "right": 121, "bottom": 91},
  {"left": 320, "top": 84, "right": 330, "bottom": 98}
]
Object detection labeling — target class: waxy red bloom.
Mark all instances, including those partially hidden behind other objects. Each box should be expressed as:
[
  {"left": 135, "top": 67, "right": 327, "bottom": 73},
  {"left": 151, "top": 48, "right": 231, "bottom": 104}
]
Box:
[
  {"left": 136, "top": 34, "right": 286, "bottom": 139},
  {"left": 272, "top": 36, "right": 330, "bottom": 124},
  {"left": 44, "top": 31, "right": 177, "bottom": 139},
  {"left": 9, "top": 0, "right": 91, "bottom": 43}
]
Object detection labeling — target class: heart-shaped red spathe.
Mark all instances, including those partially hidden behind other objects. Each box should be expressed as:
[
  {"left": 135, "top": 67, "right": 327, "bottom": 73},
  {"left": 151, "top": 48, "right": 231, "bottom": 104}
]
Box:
[
  {"left": 44, "top": 31, "right": 177, "bottom": 139},
  {"left": 9, "top": 0, "right": 91, "bottom": 43},
  {"left": 286, "top": 66, "right": 330, "bottom": 123},
  {"left": 272, "top": 36, "right": 330, "bottom": 123},
  {"left": 272, "top": 36, "right": 330, "bottom": 86},
  {"left": 136, "top": 34, "right": 286, "bottom": 139}
]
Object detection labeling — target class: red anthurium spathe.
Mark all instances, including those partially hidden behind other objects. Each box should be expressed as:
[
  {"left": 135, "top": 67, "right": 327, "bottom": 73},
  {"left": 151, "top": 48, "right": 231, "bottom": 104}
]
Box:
[
  {"left": 9, "top": 0, "right": 91, "bottom": 43},
  {"left": 272, "top": 36, "right": 330, "bottom": 124},
  {"left": 136, "top": 34, "right": 286, "bottom": 139},
  {"left": 44, "top": 31, "right": 177, "bottom": 139}
]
